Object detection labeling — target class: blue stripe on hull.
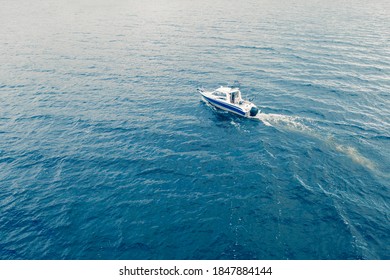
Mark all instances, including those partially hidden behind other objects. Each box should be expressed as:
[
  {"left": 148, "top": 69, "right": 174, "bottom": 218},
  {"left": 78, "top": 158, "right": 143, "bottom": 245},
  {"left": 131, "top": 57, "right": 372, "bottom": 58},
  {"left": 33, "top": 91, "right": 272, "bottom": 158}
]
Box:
[{"left": 203, "top": 95, "right": 246, "bottom": 116}]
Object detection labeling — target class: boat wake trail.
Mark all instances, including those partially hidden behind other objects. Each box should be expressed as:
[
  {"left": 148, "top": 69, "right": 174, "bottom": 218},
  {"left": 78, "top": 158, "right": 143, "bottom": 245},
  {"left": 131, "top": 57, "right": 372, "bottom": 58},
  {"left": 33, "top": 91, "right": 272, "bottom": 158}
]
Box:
[
  {"left": 255, "top": 112, "right": 377, "bottom": 172},
  {"left": 255, "top": 113, "right": 312, "bottom": 132},
  {"left": 332, "top": 141, "right": 376, "bottom": 171}
]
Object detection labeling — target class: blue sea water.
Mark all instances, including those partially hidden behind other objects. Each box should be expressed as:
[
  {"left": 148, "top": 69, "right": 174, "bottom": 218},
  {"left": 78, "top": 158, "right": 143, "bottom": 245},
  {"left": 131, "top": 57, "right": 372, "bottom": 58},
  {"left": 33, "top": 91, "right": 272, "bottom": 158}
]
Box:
[{"left": 0, "top": 0, "right": 389, "bottom": 259}]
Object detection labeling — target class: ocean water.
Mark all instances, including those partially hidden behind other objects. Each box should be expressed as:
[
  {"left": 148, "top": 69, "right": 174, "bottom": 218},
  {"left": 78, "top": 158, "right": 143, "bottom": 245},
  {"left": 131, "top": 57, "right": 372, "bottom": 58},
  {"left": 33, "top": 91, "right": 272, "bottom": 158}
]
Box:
[{"left": 0, "top": 0, "right": 389, "bottom": 260}]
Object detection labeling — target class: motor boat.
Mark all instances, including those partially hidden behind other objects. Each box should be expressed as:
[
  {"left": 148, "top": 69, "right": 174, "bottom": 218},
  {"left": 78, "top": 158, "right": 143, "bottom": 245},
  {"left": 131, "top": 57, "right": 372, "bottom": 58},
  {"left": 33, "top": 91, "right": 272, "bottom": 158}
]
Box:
[{"left": 197, "top": 86, "right": 260, "bottom": 118}]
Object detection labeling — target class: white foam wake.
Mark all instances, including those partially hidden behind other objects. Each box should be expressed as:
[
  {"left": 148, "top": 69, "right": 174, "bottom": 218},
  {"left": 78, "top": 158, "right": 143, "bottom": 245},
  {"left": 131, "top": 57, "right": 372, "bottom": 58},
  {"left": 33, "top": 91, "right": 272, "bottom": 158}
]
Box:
[
  {"left": 333, "top": 143, "right": 376, "bottom": 171},
  {"left": 255, "top": 113, "right": 312, "bottom": 132},
  {"left": 255, "top": 112, "right": 376, "bottom": 172}
]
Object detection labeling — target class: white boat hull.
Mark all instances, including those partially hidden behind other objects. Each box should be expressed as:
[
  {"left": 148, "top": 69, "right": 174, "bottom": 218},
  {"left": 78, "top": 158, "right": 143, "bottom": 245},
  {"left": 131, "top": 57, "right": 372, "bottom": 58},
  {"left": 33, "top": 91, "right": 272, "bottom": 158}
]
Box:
[
  {"left": 201, "top": 93, "right": 247, "bottom": 117},
  {"left": 198, "top": 88, "right": 259, "bottom": 118}
]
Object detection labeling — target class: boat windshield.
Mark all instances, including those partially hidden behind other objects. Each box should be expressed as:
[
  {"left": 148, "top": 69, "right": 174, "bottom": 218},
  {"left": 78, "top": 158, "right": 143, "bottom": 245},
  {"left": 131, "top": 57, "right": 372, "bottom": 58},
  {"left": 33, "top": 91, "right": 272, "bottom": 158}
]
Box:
[{"left": 213, "top": 91, "right": 226, "bottom": 99}]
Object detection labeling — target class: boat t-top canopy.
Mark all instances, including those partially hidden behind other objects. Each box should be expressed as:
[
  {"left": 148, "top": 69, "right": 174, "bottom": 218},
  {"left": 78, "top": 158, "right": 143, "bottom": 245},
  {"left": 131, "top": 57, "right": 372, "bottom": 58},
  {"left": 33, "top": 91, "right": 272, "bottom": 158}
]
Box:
[{"left": 215, "top": 86, "right": 240, "bottom": 95}]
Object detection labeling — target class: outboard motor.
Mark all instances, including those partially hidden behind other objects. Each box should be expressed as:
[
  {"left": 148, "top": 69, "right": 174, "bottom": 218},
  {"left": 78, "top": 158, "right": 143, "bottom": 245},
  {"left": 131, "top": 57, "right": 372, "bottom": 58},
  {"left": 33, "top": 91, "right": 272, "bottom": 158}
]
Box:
[{"left": 250, "top": 106, "right": 259, "bottom": 116}]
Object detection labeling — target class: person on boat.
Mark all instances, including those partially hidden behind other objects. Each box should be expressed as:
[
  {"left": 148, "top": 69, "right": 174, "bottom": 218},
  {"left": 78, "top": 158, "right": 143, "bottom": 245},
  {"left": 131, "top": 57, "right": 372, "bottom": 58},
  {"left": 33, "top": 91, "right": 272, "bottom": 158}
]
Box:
[{"left": 231, "top": 92, "right": 236, "bottom": 104}]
